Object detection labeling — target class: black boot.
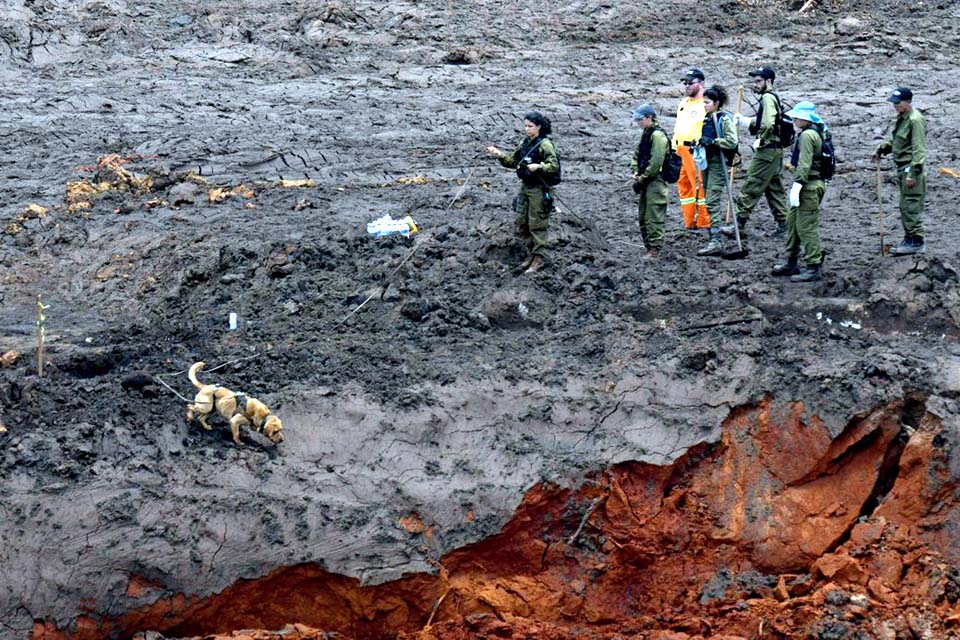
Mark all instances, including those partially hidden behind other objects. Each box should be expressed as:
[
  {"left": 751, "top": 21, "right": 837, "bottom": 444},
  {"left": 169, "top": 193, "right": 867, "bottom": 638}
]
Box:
[
  {"left": 771, "top": 255, "right": 800, "bottom": 277},
  {"left": 790, "top": 263, "right": 822, "bottom": 282},
  {"left": 890, "top": 235, "right": 922, "bottom": 256}
]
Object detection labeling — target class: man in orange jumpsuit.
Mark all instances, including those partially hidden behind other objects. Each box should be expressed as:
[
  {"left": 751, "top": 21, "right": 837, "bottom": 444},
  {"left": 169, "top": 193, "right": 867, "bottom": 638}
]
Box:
[{"left": 674, "top": 68, "right": 709, "bottom": 230}]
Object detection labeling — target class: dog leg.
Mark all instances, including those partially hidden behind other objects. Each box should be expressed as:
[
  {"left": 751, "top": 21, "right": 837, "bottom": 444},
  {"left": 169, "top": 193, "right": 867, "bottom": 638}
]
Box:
[
  {"left": 199, "top": 415, "right": 213, "bottom": 431},
  {"left": 229, "top": 414, "right": 250, "bottom": 445}
]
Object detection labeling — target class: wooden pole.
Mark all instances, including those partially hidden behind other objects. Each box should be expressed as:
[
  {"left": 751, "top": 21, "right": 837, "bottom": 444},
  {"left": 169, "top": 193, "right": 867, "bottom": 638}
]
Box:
[
  {"left": 727, "top": 85, "right": 744, "bottom": 223},
  {"left": 876, "top": 162, "right": 885, "bottom": 255},
  {"left": 36, "top": 295, "right": 47, "bottom": 377}
]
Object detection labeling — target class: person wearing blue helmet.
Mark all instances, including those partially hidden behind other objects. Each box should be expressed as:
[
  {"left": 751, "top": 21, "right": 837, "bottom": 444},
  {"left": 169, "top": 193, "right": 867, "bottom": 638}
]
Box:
[{"left": 772, "top": 101, "right": 827, "bottom": 282}]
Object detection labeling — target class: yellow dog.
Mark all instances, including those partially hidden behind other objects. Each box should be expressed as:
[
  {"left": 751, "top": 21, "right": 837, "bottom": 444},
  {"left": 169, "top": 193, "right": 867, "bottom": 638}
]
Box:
[{"left": 185, "top": 362, "right": 283, "bottom": 445}]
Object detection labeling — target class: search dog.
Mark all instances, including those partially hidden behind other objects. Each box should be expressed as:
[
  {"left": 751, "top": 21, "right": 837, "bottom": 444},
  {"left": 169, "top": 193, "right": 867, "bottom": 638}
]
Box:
[{"left": 185, "top": 361, "right": 283, "bottom": 445}]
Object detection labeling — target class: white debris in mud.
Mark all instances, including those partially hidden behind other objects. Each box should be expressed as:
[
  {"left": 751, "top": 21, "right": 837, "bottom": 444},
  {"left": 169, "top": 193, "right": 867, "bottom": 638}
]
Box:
[{"left": 816, "top": 312, "right": 861, "bottom": 330}]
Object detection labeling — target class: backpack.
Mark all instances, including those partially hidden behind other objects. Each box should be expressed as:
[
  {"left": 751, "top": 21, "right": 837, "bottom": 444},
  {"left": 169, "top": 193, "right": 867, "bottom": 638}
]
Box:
[
  {"left": 772, "top": 93, "right": 796, "bottom": 148},
  {"left": 660, "top": 144, "right": 682, "bottom": 183},
  {"left": 817, "top": 127, "right": 837, "bottom": 181}
]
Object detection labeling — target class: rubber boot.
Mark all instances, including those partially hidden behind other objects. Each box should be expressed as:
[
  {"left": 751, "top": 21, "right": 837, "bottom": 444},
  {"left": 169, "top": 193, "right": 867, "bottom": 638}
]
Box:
[
  {"left": 771, "top": 255, "right": 800, "bottom": 277},
  {"left": 913, "top": 235, "right": 926, "bottom": 255},
  {"left": 697, "top": 231, "right": 723, "bottom": 257},
  {"left": 890, "top": 235, "right": 921, "bottom": 256},
  {"left": 790, "top": 263, "right": 822, "bottom": 283}
]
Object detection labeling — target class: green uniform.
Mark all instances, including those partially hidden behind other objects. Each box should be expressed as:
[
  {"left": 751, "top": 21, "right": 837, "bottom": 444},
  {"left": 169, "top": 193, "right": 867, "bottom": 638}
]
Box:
[
  {"left": 701, "top": 112, "right": 739, "bottom": 230},
  {"left": 631, "top": 126, "right": 669, "bottom": 250},
  {"left": 735, "top": 92, "right": 788, "bottom": 227},
  {"left": 876, "top": 108, "right": 927, "bottom": 237},
  {"left": 786, "top": 126, "right": 825, "bottom": 266},
  {"left": 499, "top": 137, "right": 559, "bottom": 258}
]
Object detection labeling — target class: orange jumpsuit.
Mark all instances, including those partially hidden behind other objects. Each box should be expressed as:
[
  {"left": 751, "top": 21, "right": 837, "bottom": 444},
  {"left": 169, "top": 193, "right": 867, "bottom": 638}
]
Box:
[{"left": 674, "top": 96, "right": 709, "bottom": 229}]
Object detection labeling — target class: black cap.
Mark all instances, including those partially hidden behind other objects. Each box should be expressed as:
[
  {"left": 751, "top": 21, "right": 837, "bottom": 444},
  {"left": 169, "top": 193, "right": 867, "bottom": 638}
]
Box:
[
  {"left": 887, "top": 87, "right": 913, "bottom": 103},
  {"left": 748, "top": 65, "right": 776, "bottom": 81},
  {"left": 682, "top": 67, "right": 705, "bottom": 82}
]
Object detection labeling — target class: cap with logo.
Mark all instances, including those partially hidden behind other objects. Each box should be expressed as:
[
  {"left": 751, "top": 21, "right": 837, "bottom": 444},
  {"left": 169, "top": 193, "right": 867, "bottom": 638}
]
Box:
[
  {"left": 748, "top": 66, "right": 776, "bottom": 81},
  {"left": 887, "top": 87, "right": 913, "bottom": 103},
  {"left": 682, "top": 68, "right": 705, "bottom": 82}
]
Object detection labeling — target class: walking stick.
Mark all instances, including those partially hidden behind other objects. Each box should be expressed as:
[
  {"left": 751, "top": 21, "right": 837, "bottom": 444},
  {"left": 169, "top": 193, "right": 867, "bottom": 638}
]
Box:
[
  {"left": 876, "top": 160, "right": 885, "bottom": 255},
  {"left": 727, "top": 85, "right": 744, "bottom": 223}
]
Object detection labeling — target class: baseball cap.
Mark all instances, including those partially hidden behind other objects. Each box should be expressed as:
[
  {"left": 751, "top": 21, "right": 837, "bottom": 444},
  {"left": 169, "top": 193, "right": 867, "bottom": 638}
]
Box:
[
  {"left": 682, "top": 68, "right": 705, "bottom": 82},
  {"left": 887, "top": 87, "right": 913, "bottom": 103},
  {"left": 631, "top": 104, "right": 657, "bottom": 120},
  {"left": 748, "top": 66, "right": 776, "bottom": 81}
]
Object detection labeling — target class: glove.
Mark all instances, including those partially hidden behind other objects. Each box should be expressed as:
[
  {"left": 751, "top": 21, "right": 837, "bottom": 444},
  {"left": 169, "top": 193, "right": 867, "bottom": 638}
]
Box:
[
  {"left": 698, "top": 136, "right": 715, "bottom": 146},
  {"left": 752, "top": 139, "right": 761, "bottom": 151},
  {"left": 789, "top": 182, "right": 802, "bottom": 208},
  {"left": 733, "top": 113, "right": 752, "bottom": 127},
  {"left": 632, "top": 180, "right": 645, "bottom": 194}
]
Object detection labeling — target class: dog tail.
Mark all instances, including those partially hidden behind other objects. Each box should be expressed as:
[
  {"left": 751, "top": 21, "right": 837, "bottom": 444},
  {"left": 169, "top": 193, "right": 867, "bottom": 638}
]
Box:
[{"left": 188, "top": 362, "right": 207, "bottom": 389}]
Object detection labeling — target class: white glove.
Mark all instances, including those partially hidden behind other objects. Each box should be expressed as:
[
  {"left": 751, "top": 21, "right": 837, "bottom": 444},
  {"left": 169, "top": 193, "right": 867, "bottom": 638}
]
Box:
[
  {"left": 752, "top": 138, "right": 761, "bottom": 151},
  {"left": 734, "top": 113, "right": 752, "bottom": 127},
  {"left": 789, "top": 182, "right": 802, "bottom": 208}
]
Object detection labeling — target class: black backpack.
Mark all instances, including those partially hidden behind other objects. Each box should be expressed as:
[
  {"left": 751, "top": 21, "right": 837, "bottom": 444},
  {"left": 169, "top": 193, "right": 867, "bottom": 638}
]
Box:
[
  {"left": 772, "top": 93, "right": 796, "bottom": 148},
  {"left": 818, "top": 127, "right": 837, "bottom": 181},
  {"left": 636, "top": 126, "right": 680, "bottom": 184},
  {"left": 660, "top": 144, "right": 682, "bottom": 183}
]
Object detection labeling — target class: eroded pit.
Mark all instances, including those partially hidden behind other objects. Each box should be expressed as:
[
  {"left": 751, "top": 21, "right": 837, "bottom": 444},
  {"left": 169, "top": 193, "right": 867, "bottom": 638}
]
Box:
[{"left": 29, "top": 396, "right": 960, "bottom": 640}]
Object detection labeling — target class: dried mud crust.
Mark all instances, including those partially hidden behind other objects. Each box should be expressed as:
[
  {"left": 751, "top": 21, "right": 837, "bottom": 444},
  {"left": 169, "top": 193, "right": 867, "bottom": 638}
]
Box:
[{"left": 1, "top": 0, "right": 960, "bottom": 638}]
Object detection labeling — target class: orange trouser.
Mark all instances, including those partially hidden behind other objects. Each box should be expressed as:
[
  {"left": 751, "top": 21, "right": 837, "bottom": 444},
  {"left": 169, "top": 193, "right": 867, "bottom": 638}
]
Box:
[{"left": 676, "top": 144, "right": 710, "bottom": 229}]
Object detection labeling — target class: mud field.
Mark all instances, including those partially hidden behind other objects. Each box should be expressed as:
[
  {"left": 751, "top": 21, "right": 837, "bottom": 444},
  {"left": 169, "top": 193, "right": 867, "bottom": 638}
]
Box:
[{"left": 2, "top": 0, "right": 960, "bottom": 639}]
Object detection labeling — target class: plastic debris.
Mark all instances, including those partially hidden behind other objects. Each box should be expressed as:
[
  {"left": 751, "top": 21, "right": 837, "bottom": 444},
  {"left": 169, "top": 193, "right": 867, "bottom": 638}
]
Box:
[{"left": 366, "top": 213, "right": 419, "bottom": 237}]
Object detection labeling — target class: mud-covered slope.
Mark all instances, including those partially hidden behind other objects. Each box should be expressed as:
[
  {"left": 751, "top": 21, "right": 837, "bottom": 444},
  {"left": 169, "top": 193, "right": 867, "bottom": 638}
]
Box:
[{"left": 2, "top": 1, "right": 960, "bottom": 639}]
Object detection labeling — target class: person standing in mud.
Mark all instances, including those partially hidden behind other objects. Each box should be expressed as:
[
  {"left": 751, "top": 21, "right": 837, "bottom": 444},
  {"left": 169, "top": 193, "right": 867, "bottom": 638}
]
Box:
[
  {"left": 728, "top": 66, "right": 789, "bottom": 238},
  {"left": 484, "top": 112, "right": 560, "bottom": 274},
  {"left": 772, "top": 101, "right": 827, "bottom": 282},
  {"left": 873, "top": 88, "right": 927, "bottom": 256},
  {"left": 630, "top": 104, "right": 669, "bottom": 261},
  {"left": 674, "top": 68, "right": 710, "bottom": 231},
  {"left": 696, "top": 86, "right": 739, "bottom": 257}
]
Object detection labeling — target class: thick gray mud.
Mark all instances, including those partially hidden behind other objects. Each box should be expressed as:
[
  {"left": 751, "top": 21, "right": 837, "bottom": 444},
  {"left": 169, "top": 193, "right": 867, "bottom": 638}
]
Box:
[{"left": 1, "top": 0, "right": 960, "bottom": 636}]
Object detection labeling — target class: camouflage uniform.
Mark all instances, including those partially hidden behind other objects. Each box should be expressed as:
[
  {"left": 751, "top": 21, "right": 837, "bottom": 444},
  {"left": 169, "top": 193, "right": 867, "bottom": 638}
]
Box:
[
  {"left": 631, "top": 126, "right": 669, "bottom": 250},
  {"left": 786, "top": 126, "right": 825, "bottom": 266},
  {"left": 735, "top": 91, "right": 789, "bottom": 230},
  {"left": 499, "top": 137, "right": 559, "bottom": 259},
  {"left": 876, "top": 108, "right": 927, "bottom": 239}
]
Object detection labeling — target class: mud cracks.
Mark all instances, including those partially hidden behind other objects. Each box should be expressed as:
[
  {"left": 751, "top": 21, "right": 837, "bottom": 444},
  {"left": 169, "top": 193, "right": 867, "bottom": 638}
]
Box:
[{"left": 30, "top": 396, "right": 960, "bottom": 640}]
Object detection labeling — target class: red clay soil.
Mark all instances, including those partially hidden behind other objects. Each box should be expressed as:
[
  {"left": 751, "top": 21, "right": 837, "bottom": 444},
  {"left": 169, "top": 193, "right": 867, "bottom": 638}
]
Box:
[{"left": 31, "top": 397, "right": 960, "bottom": 640}]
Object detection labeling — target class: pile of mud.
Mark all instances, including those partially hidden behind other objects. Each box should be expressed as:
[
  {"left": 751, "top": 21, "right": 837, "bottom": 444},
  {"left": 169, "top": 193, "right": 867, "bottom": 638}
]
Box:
[{"left": 2, "top": 0, "right": 960, "bottom": 639}]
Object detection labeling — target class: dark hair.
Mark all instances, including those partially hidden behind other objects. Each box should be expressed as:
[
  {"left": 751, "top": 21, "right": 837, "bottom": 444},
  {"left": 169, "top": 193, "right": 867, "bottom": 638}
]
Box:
[
  {"left": 703, "top": 85, "right": 728, "bottom": 108},
  {"left": 523, "top": 111, "right": 552, "bottom": 136}
]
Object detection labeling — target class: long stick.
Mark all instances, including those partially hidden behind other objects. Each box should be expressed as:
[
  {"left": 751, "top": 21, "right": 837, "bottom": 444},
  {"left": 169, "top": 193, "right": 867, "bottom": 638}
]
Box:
[
  {"left": 727, "top": 85, "right": 744, "bottom": 223},
  {"left": 876, "top": 162, "right": 885, "bottom": 255},
  {"left": 36, "top": 295, "right": 46, "bottom": 377}
]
